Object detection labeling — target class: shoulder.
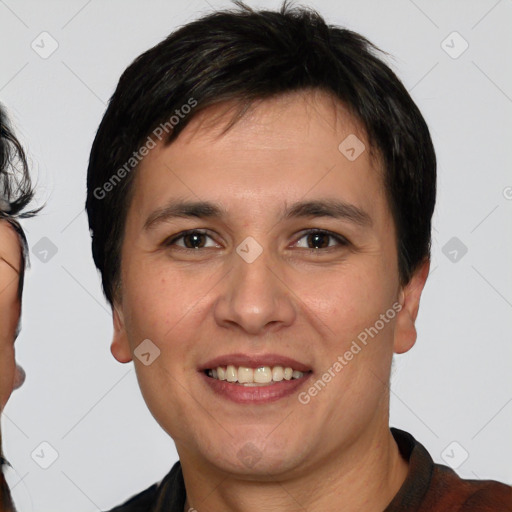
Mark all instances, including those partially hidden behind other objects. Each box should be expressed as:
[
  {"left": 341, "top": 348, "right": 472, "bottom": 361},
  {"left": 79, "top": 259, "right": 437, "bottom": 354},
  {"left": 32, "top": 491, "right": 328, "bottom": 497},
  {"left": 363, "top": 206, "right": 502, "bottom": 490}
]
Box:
[
  {"left": 103, "top": 461, "right": 185, "bottom": 512},
  {"left": 430, "top": 464, "right": 512, "bottom": 511},
  {"left": 389, "top": 428, "right": 512, "bottom": 511},
  {"left": 103, "top": 483, "right": 159, "bottom": 512},
  {"left": 460, "top": 480, "right": 512, "bottom": 511}
]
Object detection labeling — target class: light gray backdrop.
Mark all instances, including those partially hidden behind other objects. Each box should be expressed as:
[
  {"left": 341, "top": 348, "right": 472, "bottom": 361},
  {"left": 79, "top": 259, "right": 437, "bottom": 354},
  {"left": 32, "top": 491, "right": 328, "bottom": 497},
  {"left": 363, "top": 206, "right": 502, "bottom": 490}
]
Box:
[{"left": 1, "top": 0, "right": 511, "bottom": 510}]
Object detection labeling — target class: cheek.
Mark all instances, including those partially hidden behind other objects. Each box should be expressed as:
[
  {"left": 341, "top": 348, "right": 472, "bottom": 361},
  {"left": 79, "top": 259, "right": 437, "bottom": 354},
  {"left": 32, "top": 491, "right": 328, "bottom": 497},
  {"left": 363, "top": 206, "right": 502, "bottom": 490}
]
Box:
[
  {"left": 122, "top": 262, "right": 186, "bottom": 340},
  {"left": 0, "top": 346, "right": 16, "bottom": 409},
  {"left": 304, "top": 266, "right": 397, "bottom": 419},
  {"left": 124, "top": 251, "right": 232, "bottom": 329},
  {"left": 303, "top": 261, "right": 396, "bottom": 341},
  {"left": 122, "top": 265, "right": 208, "bottom": 378}
]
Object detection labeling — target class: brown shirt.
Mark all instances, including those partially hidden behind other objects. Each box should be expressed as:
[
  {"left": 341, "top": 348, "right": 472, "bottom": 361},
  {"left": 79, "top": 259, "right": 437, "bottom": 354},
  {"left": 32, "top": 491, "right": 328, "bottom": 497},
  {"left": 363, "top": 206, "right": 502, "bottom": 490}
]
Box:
[{"left": 106, "top": 428, "right": 512, "bottom": 512}]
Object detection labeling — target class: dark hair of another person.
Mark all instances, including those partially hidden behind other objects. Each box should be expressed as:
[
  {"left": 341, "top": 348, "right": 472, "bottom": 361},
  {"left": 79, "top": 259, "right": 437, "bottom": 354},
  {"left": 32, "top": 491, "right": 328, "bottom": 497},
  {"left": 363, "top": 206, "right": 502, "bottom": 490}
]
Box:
[
  {"left": 0, "top": 105, "right": 43, "bottom": 302},
  {"left": 86, "top": 0, "right": 437, "bottom": 308}
]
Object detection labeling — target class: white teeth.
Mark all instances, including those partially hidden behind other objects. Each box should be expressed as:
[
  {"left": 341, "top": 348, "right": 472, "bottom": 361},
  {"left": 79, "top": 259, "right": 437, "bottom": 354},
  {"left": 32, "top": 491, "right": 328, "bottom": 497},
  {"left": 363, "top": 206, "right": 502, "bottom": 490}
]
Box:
[
  {"left": 237, "top": 366, "right": 254, "bottom": 383},
  {"left": 207, "top": 365, "right": 306, "bottom": 384},
  {"left": 272, "top": 366, "right": 284, "bottom": 382},
  {"left": 226, "top": 365, "right": 237, "bottom": 382},
  {"left": 254, "top": 366, "right": 272, "bottom": 383}
]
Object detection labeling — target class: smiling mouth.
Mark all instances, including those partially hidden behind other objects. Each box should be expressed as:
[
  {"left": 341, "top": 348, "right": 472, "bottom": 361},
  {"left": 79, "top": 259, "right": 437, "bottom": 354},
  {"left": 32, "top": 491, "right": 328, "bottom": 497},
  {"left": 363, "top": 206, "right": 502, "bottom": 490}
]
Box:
[{"left": 204, "top": 365, "right": 311, "bottom": 386}]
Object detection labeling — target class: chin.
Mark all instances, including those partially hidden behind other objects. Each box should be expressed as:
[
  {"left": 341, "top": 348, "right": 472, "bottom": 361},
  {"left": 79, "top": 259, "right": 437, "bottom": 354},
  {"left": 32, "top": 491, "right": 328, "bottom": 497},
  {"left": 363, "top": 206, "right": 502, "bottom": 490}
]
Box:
[{"left": 195, "top": 432, "right": 309, "bottom": 478}]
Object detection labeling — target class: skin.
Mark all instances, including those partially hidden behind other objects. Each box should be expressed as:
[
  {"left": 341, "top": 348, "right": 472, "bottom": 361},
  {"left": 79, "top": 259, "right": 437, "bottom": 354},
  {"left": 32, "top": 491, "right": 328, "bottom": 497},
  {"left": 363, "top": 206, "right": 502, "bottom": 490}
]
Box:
[
  {"left": 111, "top": 89, "right": 430, "bottom": 512},
  {"left": 0, "top": 218, "right": 25, "bottom": 412}
]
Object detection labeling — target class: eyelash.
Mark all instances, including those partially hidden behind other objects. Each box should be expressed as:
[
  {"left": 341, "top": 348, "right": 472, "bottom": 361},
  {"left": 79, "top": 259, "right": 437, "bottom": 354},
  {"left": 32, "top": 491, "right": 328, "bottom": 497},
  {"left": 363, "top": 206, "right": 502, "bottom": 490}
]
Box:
[{"left": 163, "top": 229, "right": 349, "bottom": 253}]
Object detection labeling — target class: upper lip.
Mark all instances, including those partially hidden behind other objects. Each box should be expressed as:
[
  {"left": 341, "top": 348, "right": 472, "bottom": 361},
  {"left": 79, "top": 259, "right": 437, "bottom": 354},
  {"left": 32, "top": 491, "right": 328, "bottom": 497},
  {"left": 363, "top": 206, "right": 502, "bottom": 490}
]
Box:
[{"left": 199, "top": 353, "right": 312, "bottom": 373}]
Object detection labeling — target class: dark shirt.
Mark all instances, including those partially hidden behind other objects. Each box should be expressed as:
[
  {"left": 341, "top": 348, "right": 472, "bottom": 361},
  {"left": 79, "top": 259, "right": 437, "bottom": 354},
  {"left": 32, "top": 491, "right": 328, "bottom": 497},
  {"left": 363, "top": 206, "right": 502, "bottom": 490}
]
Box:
[
  {"left": 106, "top": 428, "right": 512, "bottom": 511},
  {"left": 1, "top": 455, "right": 17, "bottom": 512}
]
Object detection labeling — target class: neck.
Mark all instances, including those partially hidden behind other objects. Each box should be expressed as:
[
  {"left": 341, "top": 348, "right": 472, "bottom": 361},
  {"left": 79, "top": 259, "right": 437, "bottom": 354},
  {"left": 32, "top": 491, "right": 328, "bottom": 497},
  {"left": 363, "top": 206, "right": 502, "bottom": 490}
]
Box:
[{"left": 180, "top": 425, "right": 408, "bottom": 512}]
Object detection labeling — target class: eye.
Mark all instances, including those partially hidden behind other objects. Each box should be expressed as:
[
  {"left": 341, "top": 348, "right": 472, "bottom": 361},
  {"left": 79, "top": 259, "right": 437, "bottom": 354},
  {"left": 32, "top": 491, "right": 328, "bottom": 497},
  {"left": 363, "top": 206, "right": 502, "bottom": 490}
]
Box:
[
  {"left": 293, "top": 229, "right": 349, "bottom": 251},
  {"left": 163, "top": 228, "right": 349, "bottom": 252},
  {"left": 164, "top": 229, "right": 218, "bottom": 249}
]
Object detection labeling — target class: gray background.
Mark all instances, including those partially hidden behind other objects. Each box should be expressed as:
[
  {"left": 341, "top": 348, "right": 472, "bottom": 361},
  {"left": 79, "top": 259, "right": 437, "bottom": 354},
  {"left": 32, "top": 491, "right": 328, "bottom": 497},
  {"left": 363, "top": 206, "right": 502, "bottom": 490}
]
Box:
[{"left": 1, "top": 0, "right": 511, "bottom": 510}]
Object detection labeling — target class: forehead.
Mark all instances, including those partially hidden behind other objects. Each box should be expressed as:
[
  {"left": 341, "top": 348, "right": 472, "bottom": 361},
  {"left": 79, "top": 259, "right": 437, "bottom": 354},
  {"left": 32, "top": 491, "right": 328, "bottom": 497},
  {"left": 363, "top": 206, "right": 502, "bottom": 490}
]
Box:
[
  {"left": 128, "top": 89, "right": 389, "bottom": 229},
  {"left": 176, "top": 89, "right": 373, "bottom": 161}
]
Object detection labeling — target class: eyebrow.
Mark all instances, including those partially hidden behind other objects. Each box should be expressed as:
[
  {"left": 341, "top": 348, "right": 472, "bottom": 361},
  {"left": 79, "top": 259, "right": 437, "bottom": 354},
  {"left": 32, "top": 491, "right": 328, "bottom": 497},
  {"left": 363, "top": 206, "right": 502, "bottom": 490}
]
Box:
[{"left": 143, "top": 198, "right": 372, "bottom": 232}]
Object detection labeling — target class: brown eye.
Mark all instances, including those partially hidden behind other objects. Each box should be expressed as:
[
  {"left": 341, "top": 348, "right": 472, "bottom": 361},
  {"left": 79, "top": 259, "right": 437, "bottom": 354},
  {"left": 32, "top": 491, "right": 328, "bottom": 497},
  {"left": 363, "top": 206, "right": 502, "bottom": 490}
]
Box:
[
  {"left": 294, "top": 229, "right": 349, "bottom": 251},
  {"left": 306, "top": 232, "right": 329, "bottom": 249},
  {"left": 164, "top": 230, "right": 217, "bottom": 249}
]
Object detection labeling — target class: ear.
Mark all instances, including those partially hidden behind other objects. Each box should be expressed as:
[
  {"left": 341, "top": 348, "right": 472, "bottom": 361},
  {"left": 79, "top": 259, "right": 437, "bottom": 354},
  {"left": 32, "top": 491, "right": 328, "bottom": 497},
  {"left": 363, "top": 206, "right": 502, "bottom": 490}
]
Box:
[
  {"left": 393, "top": 258, "right": 430, "bottom": 355},
  {"left": 111, "top": 302, "right": 133, "bottom": 363}
]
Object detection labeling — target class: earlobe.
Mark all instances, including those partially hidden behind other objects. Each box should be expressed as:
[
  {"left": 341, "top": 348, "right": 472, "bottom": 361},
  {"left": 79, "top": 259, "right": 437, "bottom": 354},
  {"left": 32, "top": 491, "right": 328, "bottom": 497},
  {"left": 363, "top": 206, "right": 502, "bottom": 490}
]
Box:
[
  {"left": 393, "top": 258, "right": 430, "bottom": 355},
  {"left": 111, "top": 303, "right": 133, "bottom": 363}
]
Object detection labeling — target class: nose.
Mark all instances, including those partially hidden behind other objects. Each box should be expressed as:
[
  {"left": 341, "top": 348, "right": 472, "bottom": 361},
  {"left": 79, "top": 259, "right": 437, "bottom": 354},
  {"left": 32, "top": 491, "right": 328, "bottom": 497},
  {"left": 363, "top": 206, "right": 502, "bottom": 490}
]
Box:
[
  {"left": 13, "top": 363, "right": 25, "bottom": 390},
  {"left": 213, "top": 243, "right": 296, "bottom": 335}
]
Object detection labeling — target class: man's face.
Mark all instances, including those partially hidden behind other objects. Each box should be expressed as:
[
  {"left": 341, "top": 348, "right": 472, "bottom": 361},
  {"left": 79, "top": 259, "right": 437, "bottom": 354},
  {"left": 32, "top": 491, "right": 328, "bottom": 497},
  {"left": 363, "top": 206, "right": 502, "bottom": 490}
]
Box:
[{"left": 112, "top": 90, "right": 427, "bottom": 477}]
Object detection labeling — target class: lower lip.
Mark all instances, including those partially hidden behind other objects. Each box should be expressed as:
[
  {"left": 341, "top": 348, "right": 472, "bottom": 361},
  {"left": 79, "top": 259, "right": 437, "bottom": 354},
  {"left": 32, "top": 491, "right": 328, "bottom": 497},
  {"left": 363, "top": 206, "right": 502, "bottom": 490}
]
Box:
[{"left": 200, "top": 371, "right": 312, "bottom": 404}]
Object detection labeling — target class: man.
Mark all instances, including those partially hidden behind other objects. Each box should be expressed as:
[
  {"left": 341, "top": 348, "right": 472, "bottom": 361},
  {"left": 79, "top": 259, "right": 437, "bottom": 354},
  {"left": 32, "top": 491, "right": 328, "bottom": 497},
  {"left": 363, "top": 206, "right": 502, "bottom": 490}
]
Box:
[
  {"left": 85, "top": 2, "right": 512, "bottom": 511},
  {"left": 0, "top": 105, "right": 41, "bottom": 511}
]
